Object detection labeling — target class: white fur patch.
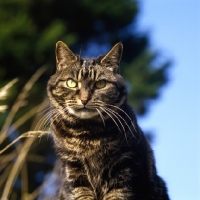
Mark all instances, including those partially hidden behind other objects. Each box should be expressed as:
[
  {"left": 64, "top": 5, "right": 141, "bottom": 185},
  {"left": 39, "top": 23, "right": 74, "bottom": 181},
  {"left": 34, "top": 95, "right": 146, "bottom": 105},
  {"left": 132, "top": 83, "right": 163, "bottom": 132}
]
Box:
[{"left": 68, "top": 108, "right": 98, "bottom": 119}]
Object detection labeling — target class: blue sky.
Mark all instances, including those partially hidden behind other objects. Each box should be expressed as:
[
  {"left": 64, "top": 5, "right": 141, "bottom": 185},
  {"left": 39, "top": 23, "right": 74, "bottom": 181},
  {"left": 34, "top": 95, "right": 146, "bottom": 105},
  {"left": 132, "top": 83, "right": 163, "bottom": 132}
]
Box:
[{"left": 137, "top": 1, "right": 200, "bottom": 200}]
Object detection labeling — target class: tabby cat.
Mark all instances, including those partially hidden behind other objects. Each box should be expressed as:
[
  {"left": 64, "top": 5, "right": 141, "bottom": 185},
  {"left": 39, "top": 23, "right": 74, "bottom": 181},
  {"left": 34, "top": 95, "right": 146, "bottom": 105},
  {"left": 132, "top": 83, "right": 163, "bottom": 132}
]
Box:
[{"left": 47, "top": 41, "right": 170, "bottom": 200}]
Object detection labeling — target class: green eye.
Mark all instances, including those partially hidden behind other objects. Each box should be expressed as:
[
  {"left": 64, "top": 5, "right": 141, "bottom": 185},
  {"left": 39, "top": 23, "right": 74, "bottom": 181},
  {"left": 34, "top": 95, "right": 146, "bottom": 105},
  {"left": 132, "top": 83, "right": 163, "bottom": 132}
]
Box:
[
  {"left": 67, "top": 79, "right": 77, "bottom": 88},
  {"left": 95, "top": 80, "right": 106, "bottom": 89}
]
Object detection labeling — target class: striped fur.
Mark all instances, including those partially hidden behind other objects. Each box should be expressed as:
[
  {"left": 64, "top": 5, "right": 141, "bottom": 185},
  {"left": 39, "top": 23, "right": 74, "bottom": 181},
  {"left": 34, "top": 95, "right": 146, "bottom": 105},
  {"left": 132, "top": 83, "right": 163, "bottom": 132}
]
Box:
[{"left": 47, "top": 41, "right": 170, "bottom": 200}]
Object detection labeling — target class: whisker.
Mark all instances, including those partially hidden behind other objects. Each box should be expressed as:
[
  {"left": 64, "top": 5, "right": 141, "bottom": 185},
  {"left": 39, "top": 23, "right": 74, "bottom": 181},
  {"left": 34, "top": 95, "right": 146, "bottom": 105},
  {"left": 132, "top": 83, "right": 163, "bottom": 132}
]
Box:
[
  {"left": 105, "top": 107, "right": 135, "bottom": 139},
  {"left": 103, "top": 107, "right": 127, "bottom": 141},
  {"left": 36, "top": 100, "right": 77, "bottom": 133},
  {"left": 42, "top": 111, "right": 56, "bottom": 129},
  {"left": 99, "top": 102, "right": 137, "bottom": 133},
  {"left": 104, "top": 107, "right": 125, "bottom": 132},
  {"left": 37, "top": 105, "right": 52, "bottom": 115},
  {"left": 79, "top": 45, "right": 83, "bottom": 58},
  {"left": 49, "top": 111, "right": 62, "bottom": 127},
  {"left": 100, "top": 107, "right": 121, "bottom": 132},
  {"left": 43, "top": 111, "right": 57, "bottom": 130},
  {"left": 34, "top": 111, "right": 51, "bottom": 131},
  {"left": 49, "top": 107, "right": 69, "bottom": 129},
  {"left": 35, "top": 108, "right": 57, "bottom": 131},
  {"left": 96, "top": 108, "right": 105, "bottom": 127}
]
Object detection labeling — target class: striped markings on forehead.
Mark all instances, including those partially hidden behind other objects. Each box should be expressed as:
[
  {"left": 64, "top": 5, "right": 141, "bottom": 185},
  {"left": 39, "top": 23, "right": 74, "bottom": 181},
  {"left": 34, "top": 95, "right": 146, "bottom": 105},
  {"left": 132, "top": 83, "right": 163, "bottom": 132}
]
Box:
[{"left": 78, "top": 59, "right": 96, "bottom": 81}]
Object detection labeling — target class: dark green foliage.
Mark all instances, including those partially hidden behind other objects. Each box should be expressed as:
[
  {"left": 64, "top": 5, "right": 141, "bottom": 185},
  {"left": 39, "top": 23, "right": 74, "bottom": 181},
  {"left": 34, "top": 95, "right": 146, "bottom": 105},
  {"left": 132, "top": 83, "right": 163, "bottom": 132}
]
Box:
[
  {"left": 122, "top": 52, "right": 170, "bottom": 114},
  {"left": 0, "top": 0, "right": 171, "bottom": 198},
  {"left": 0, "top": 0, "right": 170, "bottom": 114}
]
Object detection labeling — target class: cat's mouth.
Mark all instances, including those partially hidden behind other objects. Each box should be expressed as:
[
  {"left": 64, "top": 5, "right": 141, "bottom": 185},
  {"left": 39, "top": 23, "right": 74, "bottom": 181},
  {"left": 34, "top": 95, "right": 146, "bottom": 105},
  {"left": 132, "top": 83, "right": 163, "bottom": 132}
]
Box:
[{"left": 68, "top": 107, "right": 98, "bottom": 119}]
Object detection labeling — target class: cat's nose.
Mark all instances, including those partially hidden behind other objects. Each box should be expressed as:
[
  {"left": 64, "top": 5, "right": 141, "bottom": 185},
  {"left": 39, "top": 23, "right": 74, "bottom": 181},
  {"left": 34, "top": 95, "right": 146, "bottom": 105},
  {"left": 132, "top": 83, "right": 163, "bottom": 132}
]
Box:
[{"left": 81, "top": 97, "right": 88, "bottom": 105}]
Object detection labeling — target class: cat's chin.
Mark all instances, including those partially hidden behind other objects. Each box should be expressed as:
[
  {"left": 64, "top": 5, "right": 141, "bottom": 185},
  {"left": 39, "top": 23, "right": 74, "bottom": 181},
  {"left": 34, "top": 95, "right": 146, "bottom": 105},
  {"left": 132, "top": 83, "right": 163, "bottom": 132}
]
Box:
[{"left": 68, "top": 108, "right": 98, "bottom": 119}]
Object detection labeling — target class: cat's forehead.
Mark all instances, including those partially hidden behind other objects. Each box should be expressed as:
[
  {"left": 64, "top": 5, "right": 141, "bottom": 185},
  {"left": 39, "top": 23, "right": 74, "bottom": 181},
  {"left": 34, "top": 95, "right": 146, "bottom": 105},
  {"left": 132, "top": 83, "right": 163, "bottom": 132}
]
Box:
[
  {"left": 60, "top": 58, "right": 109, "bottom": 79},
  {"left": 80, "top": 58, "right": 95, "bottom": 67}
]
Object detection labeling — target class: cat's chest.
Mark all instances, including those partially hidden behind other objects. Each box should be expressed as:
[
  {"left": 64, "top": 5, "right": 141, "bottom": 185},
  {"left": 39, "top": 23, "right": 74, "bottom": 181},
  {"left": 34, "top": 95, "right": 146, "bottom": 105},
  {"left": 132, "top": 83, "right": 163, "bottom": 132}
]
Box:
[{"left": 53, "top": 120, "right": 121, "bottom": 156}]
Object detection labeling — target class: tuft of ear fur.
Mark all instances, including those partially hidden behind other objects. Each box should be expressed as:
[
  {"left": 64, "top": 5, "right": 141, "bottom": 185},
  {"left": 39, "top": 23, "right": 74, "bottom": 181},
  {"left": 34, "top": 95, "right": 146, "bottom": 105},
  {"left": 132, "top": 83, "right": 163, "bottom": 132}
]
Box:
[
  {"left": 100, "top": 43, "right": 123, "bottom": 73},
  {"left": 56, "top": 41, "right": 78, "bottom": 71}
]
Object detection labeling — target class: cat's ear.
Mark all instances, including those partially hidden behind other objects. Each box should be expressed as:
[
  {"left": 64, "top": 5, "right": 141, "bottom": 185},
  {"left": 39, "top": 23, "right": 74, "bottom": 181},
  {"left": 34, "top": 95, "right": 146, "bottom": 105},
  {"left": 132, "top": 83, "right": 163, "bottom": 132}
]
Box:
[
  {"left": 56, "top": 41, "right": 78, "bottom": 71},
  {"left": 100, "top": 43, "right": 123, "bottom": 73}
]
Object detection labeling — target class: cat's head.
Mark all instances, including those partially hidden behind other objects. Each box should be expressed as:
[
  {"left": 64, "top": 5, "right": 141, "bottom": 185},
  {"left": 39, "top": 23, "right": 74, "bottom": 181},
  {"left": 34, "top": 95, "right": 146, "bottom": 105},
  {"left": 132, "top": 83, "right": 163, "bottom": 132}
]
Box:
[{"left": 47, "top": 41, "right": 127, "bottom": 120}]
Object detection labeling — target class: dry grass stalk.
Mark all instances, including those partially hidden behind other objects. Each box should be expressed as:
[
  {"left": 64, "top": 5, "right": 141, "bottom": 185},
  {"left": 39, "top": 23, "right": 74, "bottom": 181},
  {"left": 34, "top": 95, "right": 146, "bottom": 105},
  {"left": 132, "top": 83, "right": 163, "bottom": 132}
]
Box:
[
  {"left": 0, "top": 131, "right": 50, "bottom": 155},
  {"left": 0, "top": 79, "right": 19, "bottom": 101},
  {"left": 0, "top": 66, "right": 56, "bottom": 199},
  {"left": 0, "top": 79, "right": 18, "bottom": 113},
  {"left": 0, "top": 66, "right": 47, "bottom": 144}
]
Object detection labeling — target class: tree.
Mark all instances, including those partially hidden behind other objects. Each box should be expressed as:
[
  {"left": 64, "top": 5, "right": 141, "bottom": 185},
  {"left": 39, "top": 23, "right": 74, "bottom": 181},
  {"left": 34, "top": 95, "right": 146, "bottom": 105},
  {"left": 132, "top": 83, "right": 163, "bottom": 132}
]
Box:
[{"left": 0, "top": 0, "right": 170, "bottom": 199}]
